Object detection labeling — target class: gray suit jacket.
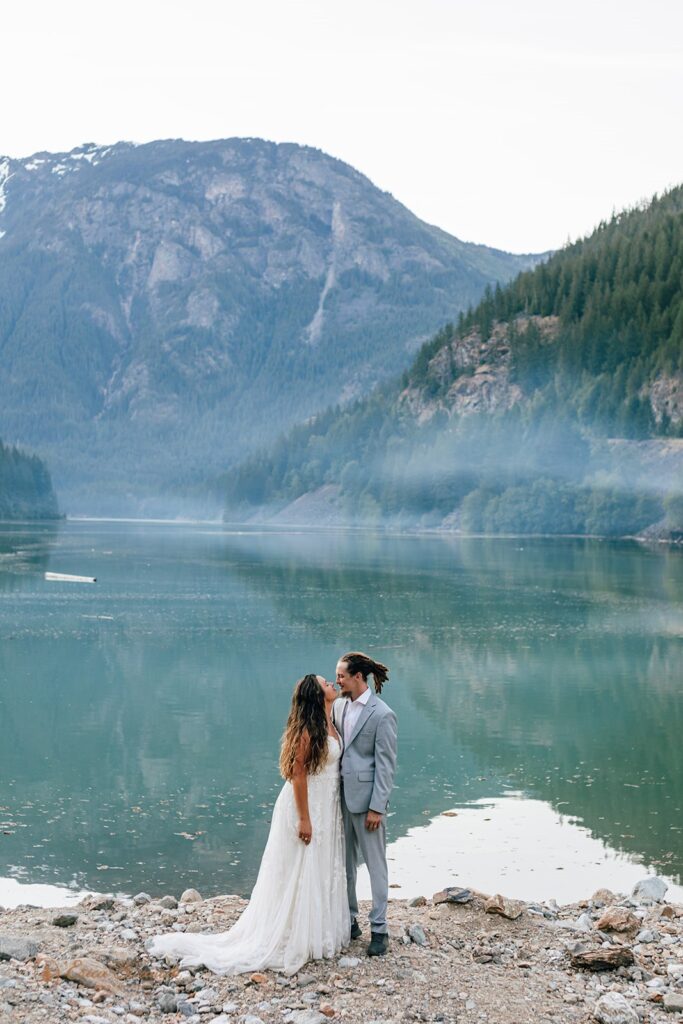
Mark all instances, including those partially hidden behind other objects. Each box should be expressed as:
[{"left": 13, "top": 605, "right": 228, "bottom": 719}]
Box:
[{"left": 333, "top": 693, "right": 397, "bottom": 815}]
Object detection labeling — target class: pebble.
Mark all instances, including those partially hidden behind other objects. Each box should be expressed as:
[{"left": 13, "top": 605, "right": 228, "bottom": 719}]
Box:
[
  {"left": 407, "top": 924, "right": 428, "bottom": 946},
  {"left": 51, "top": 914, "right": 78, "bottom": 928},
  {"left": 664, "top": 993, "right": 683, "bottom": 1013},
  {"left": 180, "top": 889, "right": 203, "bottom": 903},
  {"left": 593, "top": 991, "right": 639, "bottom": 1024},
  {"left": 288, "top": 1011, "right": 327, "bottom": 1024},
  {"left": 133, "top": 893, "right": 152, "bottom": 905},
  {"left": 594, "top": 907, "right": 639, "bottom": 932},
  {"left": 632, "top": 877, "right": 668, "bottom": 903},
  {"left": 484, "top": 894, "right": 524, "bottom": 920},
  {"left": 337, "top": 956, "right": 360, "bottom": 968},
  {"left": 197, "top": 986, "right": 219, "bottom": 1002},
  {"left": 157, "top": 991, "right": 178, "bottom": 1013}
]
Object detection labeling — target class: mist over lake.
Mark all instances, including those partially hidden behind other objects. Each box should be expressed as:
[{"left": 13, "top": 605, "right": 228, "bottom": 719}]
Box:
[{"left": 0, "top": 520, "right": 681, "bottom": 905}]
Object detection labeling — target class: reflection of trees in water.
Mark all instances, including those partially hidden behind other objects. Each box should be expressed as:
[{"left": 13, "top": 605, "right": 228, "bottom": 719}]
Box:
[
  {"left": 2, "top": 529, "right": 681, "bottom": 894},
  {"left": 224, "top": 534, "right": 683, "bottom": 881},
  {"left": 0, "top": 626, "right": 292, "bottom": 895},
  {"left": 0, "top": 523, "right": 60, "bottom": 592}
]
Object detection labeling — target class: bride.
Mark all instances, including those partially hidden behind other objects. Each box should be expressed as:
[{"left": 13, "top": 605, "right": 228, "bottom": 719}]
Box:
[{"left": 148, "top": 674, "right": 350, "bottom": 976}]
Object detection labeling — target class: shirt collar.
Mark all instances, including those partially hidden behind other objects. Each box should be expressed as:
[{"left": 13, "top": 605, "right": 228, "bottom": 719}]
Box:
[{"left": 352, "top": 688, "right": 371, "bottom": 707}]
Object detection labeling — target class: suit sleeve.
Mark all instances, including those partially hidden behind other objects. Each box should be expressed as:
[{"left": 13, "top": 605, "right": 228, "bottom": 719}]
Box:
[{"left": 369, "top": 708, "right": 397, "bottom": 814}]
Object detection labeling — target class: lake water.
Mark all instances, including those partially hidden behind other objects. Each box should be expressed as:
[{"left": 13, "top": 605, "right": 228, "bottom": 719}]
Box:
[{"left": 1, "top": 521, "right": 682, "bottom": 908}]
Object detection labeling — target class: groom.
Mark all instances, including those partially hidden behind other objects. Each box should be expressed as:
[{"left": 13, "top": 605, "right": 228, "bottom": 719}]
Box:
[{"left": 333, "top": 651, "right": 397, "bottom": 957}]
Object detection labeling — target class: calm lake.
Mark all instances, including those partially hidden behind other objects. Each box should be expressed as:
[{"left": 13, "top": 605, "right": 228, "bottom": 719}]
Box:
[{"left": 0, "top": 521, "right": 682, "bottom": 907}]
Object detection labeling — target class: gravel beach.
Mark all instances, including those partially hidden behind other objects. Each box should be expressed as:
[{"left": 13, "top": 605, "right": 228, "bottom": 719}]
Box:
[{"left": 1, "top": 880, "right": 682, "bottom": 1024}]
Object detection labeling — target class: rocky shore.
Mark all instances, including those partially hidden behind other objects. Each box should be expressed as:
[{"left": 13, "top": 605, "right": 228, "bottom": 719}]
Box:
[{"left": 1, "top": 878, "right": 682, "bottom": 1024}]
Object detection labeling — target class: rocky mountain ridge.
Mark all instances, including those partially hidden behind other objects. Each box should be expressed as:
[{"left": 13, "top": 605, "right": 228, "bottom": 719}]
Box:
[{"left": 0, "top": 138, "right": 537, "bottom": 513}]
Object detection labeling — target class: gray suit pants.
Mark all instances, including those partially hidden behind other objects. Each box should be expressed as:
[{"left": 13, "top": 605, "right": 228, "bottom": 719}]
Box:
[{"left": 342, "top": 801, "right": 388, "bottom": 934}]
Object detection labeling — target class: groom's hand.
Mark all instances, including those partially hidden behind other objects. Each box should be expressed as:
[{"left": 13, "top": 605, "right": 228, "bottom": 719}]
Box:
[{"left": 365, "top": 810, "right": 383, "bottom": 831}]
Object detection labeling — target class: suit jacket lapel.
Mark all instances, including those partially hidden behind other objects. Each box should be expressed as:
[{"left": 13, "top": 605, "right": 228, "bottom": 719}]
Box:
[
  {"left": 347, "top": 693, "right": 377, "bottom": 748},
  {"left": 340, "top": 700, "right": 349, "bottom": 752}
]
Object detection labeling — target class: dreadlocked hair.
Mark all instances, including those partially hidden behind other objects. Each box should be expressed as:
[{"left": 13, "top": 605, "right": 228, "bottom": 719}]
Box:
[
  {"left": 279, "top": 674, "right": 329, "bottom": 781},
  {"left": 340, "top": 651, "right": 390, "bottom": 694}
]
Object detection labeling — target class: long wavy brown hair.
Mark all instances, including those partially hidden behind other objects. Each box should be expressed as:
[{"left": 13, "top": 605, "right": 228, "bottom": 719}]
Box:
[
  {"left": 340, "top": 651, "right": 389, "bottom": 694},
  {"left": 279, "top": 674, "right": 329, "bottom": 781}
]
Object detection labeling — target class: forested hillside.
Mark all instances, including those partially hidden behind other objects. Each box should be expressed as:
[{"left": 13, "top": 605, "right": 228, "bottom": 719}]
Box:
[
  {"left": 223, "top": 187, "right": 683, "bottom": 537},
  {"left": 0, "top": 442, "right": 59, "bottom": 519},
  {"left": 0, "top": 138, "right": 537, "bottom": 514}
]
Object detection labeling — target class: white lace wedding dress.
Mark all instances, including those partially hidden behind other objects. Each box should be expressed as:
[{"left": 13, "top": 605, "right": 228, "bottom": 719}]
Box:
[{"left": 148, "top": 736, "right": 350, "bottom": 976}]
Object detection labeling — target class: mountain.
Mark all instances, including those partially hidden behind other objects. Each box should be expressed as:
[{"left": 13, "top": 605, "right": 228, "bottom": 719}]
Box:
[
  {"left": 223, "top": 186, "right": 683, "bottom": 538},
  {"left": 0, "top": 440, "right": 59, "bottom": 519},
  {"left": 0, "top": 138, "right": 538, "bottom": 514}
]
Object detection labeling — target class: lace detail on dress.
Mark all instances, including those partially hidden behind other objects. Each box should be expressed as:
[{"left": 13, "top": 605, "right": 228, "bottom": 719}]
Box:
[{"left": 148, "top": 736, "right": 349, "bottom": 976}]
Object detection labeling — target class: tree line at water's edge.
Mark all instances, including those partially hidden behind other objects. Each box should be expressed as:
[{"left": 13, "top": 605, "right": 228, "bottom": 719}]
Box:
[
  {"left": 221, "top": 186, "right": 683, "bottom": 537},
  {"left": 0, "top": 440, "right": 60, "bottom": 520}
]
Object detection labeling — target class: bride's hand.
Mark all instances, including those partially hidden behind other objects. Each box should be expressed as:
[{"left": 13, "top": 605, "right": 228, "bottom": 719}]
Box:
[{"left": 298, "top": 818, "right": 312, "bottom": 845}]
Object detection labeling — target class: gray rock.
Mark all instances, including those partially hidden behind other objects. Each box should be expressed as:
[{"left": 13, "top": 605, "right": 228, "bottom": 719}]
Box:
[
  {"left": 484, "top": 894, "right": 524, "bottom": 920},
  {"left": 408, "top": 896, "right": 426, "bottom": 907},
  {"left": 296, "top": 974, "right": 316, "bottom": 987},
  {"left": 593, "top": 992, "right": 639, "bottom": 1024},
  {"left": 632, "top": 877, "right": 668, "bottom": 902},
  {"left": 222, "top": 1002, "right": 239, "bottom": 1012},
  {"left": 194, "top": 987, "right": 219, "bottom": 1003},
  {"left": 133, "top": 892, "right": 152, "bottom": 905},
  {"left": 407, "top": 923, "right": 428, "bottom": 946},
  {"left": 338, "top": 956, "right": 360, "bottom": 968},
  {"left": 242, "top": 1017, "right": 265, "bottom": 1024},
  {"left": 0, "top": 936, "right": 40, "bottom": 961},
  {"left": 159, "top": 895, "right": 178, "bottom": 909},
  {"left": 158, "top": 991, "right": 179, "bottom": 1013},
  {"left": 288, "top": 1012, "right": 326, "bottom": 1024},
  {"left": 90, "top": 896, "right": 116, "bottom": 911},
  {"left": 209, "top": 1017, "right": 233, "bottom": 1024},
  {"left": 664, "top": 993, "right": 683, "bottom": 1013},
  {"left": 636, "top": 928, "right": 658, "bottom": 943},
  {"left": 180, "top": 888, "right": 203, "bottom": 903},
  {"left": 433, "top": 887, "right": 473, "bottom": 905},
  {"left": 52, "top": 914, "right": 78, "bottom": 928},
  {"left": 576, "top": 913, "right": 593, "bottom": 932}
]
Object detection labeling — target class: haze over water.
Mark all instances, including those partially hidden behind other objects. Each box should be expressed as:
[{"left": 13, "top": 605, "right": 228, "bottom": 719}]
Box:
[{"left": 0, "top": 521, "right": 681, "bottom": 906}]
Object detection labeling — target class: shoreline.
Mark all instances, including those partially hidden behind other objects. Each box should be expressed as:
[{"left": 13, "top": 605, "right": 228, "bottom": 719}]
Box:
[{"left": 1, "top": 879, "right": 682, "bottom": 1024}]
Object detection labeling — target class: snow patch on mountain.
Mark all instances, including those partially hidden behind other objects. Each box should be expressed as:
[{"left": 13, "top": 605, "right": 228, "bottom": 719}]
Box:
[{"left": 0, "top": 158, "right": 11, "bottom": 213}]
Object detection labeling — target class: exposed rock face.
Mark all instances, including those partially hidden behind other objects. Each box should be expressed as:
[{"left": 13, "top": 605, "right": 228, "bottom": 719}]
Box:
[
  {"left": 0, "top": 140, "right": 536, "bottom": 512},
  {"left": 399, "top": 315, "right": 559, "bottom": 424},
  {"left": 647, "top": 375, "right": 683, "bottom": 428}
]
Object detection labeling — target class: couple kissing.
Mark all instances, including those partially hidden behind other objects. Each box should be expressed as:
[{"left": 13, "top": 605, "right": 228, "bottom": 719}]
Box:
[{"left": 149, "top": 651, "right": 398, "bottom": 976}]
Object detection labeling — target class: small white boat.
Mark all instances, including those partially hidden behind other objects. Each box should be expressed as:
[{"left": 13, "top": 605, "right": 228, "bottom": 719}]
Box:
[{"left": 45, "top": 572, "right": 97, "bottom": 584}]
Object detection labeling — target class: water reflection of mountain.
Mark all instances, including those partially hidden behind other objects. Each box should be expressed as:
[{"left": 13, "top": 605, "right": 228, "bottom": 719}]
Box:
[
  {"left": 221, "top": 532, "right": 683, "bottom": 883},
  {"left": 1, "top": 526, "right": 681, "bottom": 896}
]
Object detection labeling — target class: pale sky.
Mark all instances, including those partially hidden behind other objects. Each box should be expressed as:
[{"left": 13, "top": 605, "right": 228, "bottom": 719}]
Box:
[{"left": 2, "top": 0, "right": 682, "bottom": 253}]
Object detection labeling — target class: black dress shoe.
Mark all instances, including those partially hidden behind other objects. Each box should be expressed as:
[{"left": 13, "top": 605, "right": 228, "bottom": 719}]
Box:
[
  {"left": 367, "top": 931, "right": 389, "bottom": 956},
  {"left": 350, "top": 919, "right": 362, "bottom": 940}
]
